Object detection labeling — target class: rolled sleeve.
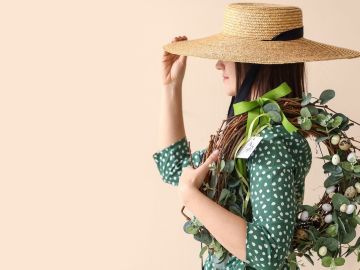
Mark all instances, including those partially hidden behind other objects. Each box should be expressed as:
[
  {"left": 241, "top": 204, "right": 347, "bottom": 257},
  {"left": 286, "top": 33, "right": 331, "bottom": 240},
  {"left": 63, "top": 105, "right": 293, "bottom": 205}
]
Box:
[{"left": 152, "top": 136, "right": 205, "bottom": 186}]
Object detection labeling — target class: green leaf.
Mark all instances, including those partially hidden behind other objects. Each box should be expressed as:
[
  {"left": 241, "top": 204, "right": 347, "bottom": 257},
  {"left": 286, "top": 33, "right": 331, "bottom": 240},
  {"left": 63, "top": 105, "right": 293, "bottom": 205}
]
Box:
[
  {"left": 344, "top": 122, "right": 355, "bottom": 131},
  {"left": 214, "top": 249, "right": 225, "bottom": 260},
  {"left": 318, "top": 155, "right": 332, "bottom": 160},
  {"left": 303, "top": 253, "right": 314, "bottom": 265},
  {"left": 208, "top": 238, "right": 216, "bottom": 249},
  {"left": 222, "top": 160, "right": 235, "bottom": 173},
  {"left": 344, "top": 237, "right": 360, "bottom": 257},
  {"left": 209, "top": 170, "right": 217, "bottom": 189},
  {"left": 207, "top": 170, "right": 217, "bottom": 199},
  {"left": 220, "top": 159, "right": 226, "bottom": 172},
  {"left": 316, "top": 127, "right": 327, "bottom": 133},
  {"left": 199, "top": 245, "right": 208, "bottom": 258},
  {"left": 338, "top": 216, "right": 356, "bottom": 244},
  {"left": 319, "top": 89, "right": 335, "bottom": 105},
  {"left": 331, "top": 116, "right": 343, "bottom": 128},
  {"left": 227, "top": 176, "right": 240, "bottom": 188},
  {"left": 227, "top": 192, "right": 237, "bottom": 204},
  {"left": 317, "top": 113, "right": 327, "bottom": 121},
  {"left": 333, "top": 113, "right": 349, "bottom": 131},
  {"left": 324, "top": 175, "right": 342, "bottom": 188},
  {"left": 352, "top": 214, "right": 360, "bottom": 225},
  {"left": 349, "top": 215, "right": 358, "bottom": 227},
  {"left": 183, "top": 220, "right": 200, "bottom": 234},
  {"left": 307, "top": 105, "right": 319, "bottom": 115},
  {"left": 289, "top": 261, "right": 298, "bottom": 270},
  {"left": 192, "top": 216, "right": 203, "bottom": 227},
  {"left": 323, "top": 162, "right": 342, "bottom": 174},
  {"left": 326, "top": 224, "right": 338, "bottom": 238},
  {"left": 316, "top": 113, "right": 329, "bottom": 127},
  {"left": 321, "top": 256, "right": 332, "bottom": 267},
  {"left": 324, "top": 237, "right": 339, "bottom": 251},
  {"left": 300, "top": 118, "right": 312, "bottom": 130},
  {"left": 314, "top": 237, "right": 339, "bottom": 252},
  {"left": 306, "top": 229, "right": 318, "bottom": 242},
  {"left": 315, "top": 136, "right": 329, "bottom": 143},
  {"left": 267, "top": 111, "right": 282, "bottom": 123},
  {"left": 340, "top": 161, "right": 353, "bottom": 172},
  {"left": 229, "top": 204, "right": 242, "bottom": 216},
  {"left": 287, "top": 252, "right": 298, "bottom": 270},
  {"left": 300, "top": 107, "right": 312, "bottom": 118},
  {"left": 301, "top": 92, "right": 312, "bottom": 106},
  {"left": 325, "top": 163, "right": 341, "bottom": 174},
  {"left": 338, "top": 216, "right": 347, "bottom": 235},
  {"left": 354, "top": 165, "right": 360, "bottom": 173},
  {"left": 193, "top": 229, "right": 212, "bottom": 245},
  {"left": 263, "top": 102, "right": 280, "bottom": 112},
  {"left": 304, "top": 226, "right": 319, "bottom": 241},
  {"left": 218, "top": 188, "right": 231, "bottom": 206},
  {"left": 334, "top": 257, "right": 345, "bottom": 266},
  {"left": 332, "top": 193, "right": 350, "bottom": 210},
  {"left": 235, "top": 158, "right": 246, "bottom": 179}
]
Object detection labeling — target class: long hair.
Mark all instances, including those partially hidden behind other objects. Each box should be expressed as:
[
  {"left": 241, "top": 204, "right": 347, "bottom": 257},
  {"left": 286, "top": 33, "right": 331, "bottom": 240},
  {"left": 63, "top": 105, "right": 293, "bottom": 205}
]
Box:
[{"left": 235, "top": 62, "right": 308, "bottom": 100}]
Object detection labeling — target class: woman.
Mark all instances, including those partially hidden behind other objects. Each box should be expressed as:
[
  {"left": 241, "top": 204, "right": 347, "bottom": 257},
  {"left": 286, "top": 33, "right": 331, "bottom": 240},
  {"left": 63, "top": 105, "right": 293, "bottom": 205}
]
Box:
[
  {"left": 153, "top": 3, "right": 360, "bottom": 269},
  {"left": 154, "top": 38, "right": 312, "bottom": 270}
]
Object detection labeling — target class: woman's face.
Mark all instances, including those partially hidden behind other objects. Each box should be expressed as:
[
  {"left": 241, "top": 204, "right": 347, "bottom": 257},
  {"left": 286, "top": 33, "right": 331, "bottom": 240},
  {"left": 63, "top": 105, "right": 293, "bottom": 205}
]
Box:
[{"left": 215, "top": 60, "right": 237, "bottom": 96}]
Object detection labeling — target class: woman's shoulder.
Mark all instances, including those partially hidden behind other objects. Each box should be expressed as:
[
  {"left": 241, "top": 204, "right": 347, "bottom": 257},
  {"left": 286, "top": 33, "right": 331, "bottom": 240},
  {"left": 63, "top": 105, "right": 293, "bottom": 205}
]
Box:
[
  {"left": 257, "top": 123, "right": 310, "bottom": 147},
  {"left": 254, "top": 123, "right": 312, "bottom": 168}
]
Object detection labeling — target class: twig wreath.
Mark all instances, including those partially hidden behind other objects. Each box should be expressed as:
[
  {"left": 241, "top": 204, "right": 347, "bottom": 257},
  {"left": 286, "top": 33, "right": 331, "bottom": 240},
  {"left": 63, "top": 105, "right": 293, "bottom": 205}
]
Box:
[{"left": 181, "top": 82, "right": 360, "bottom": 269}]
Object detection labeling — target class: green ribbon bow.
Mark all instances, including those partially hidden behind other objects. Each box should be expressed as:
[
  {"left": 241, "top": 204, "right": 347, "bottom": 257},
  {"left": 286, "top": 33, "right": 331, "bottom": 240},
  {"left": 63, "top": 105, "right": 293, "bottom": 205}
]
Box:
[{"left": 232, "top": 81, "right": 298, "bottom": 138}]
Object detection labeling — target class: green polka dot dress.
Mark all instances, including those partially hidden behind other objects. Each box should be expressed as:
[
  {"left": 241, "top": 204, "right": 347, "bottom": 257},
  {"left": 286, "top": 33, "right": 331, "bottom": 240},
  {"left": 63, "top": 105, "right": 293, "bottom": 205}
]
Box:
[{"left": 152, "top": 124, "right": 312, "bottom": 270}]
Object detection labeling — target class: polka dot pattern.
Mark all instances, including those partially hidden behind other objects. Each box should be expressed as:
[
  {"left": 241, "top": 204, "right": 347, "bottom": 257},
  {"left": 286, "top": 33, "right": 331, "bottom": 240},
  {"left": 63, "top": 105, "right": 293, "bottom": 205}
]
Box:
[
  {"left": 152, "top": 124, "right": 312, "bottom": 269},
  {"left": 152, "top": 137, "right": 205, "bottom": 186}
]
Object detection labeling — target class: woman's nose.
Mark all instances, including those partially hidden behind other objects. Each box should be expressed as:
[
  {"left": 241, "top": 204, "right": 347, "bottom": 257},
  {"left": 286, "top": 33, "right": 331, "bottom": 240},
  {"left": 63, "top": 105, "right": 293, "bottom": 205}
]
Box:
[{"left": 215, "top": 60, "right": 224, "bottom": 70}]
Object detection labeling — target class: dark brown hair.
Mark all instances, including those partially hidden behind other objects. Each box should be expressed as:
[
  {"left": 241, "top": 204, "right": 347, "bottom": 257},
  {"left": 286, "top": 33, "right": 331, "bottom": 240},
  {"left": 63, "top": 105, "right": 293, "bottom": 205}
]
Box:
[{"left": 235, "top": 62, "right": 308, "bottom": 100}]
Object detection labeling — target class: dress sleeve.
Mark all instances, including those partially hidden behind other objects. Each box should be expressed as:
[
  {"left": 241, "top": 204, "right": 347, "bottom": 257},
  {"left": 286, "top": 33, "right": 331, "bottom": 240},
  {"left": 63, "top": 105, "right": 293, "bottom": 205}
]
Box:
[
  {"left": 244, "top": 129, "right": 297, "bottom": 270},
  {"left": 152, "top": 136, "right": 206, "bottom": 186}
]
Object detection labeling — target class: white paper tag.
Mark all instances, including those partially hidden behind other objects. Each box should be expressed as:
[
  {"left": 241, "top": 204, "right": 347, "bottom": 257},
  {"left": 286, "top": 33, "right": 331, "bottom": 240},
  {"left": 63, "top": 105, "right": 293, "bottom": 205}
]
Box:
[{"left": 236, "top": 136, "right": 263, "bottom": 159}]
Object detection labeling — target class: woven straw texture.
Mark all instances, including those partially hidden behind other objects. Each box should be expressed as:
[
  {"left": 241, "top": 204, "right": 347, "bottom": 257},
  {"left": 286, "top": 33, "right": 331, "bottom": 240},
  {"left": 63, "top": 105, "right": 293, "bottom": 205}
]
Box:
[{"left": 163, "top": 3, "right": 360, "bottom": 64}]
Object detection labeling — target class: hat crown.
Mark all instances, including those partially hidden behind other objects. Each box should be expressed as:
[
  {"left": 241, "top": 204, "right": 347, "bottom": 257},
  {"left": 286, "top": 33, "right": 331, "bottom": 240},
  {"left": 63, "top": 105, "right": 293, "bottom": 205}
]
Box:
[{"left": 223, "top": 3, "right": 303, "bottom": 40}]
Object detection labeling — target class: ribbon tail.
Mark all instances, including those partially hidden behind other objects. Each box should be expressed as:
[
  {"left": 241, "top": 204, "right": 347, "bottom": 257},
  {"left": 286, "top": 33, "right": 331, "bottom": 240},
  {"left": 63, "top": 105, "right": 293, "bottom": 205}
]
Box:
[
  {"left": 246, "top": 108, "right": 260, "bottom": 138},
  {"left": 262, "top": 82, "right": 292, "bottom": 100},
  {"left": 281, "top": 111, "right": 298, "bottom": 133},
  {"left": 233, "top": 101, "right": 258, "bottom": 116},
  {"left": 259, "top": 114, "right": 269, "bottom": 129}
]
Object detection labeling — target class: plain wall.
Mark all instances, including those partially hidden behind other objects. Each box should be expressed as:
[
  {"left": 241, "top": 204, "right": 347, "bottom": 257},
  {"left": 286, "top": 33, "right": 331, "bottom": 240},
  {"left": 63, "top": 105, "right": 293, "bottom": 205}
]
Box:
[{"left": 0, "top": 0, "right": 359, "bottom": 269}]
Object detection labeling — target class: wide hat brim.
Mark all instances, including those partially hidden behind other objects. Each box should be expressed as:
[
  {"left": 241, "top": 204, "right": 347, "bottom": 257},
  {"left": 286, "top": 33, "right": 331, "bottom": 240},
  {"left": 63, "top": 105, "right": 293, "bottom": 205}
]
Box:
[{"left": 163, "top": 32, "right": 360, "bottom": 64}]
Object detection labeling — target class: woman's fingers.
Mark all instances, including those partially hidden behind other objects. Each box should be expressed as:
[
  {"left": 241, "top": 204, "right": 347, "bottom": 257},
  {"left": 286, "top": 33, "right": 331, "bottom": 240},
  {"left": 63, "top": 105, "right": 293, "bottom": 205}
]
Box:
[
  {"left": 161, "top": 35, "right": 188, "bottom": 86},
  {"left": 172, "top": 35, "right": 187, "bottom": 42},
  {"left": 163, "top": 36, "right": 187, "bottom": 56},
  {"left": 194, "top": 149, "right": 220, "bottom": 187}
]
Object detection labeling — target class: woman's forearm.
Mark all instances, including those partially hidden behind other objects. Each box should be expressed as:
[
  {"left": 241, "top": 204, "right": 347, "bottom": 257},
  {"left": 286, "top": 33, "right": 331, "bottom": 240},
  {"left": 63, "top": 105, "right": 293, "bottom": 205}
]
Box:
[
  {"left": 183, "top": 187, "right": 248, "bottom": 263},
  {"left": 157, "top": 84, "right": 186, "bottom": 149}
]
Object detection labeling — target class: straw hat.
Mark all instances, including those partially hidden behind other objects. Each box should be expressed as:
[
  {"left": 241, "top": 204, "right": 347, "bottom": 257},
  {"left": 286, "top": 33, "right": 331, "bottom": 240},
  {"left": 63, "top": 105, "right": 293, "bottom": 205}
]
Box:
[{"left": 163, "top": 3, "right": 360, "bottom": 64}]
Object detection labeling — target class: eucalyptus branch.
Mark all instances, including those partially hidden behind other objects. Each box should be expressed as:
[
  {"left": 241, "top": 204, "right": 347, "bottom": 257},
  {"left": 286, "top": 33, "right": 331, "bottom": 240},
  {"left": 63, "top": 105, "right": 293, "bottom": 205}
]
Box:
[{"left": 180, "top": 88, "right": 360, "bottom": 269}]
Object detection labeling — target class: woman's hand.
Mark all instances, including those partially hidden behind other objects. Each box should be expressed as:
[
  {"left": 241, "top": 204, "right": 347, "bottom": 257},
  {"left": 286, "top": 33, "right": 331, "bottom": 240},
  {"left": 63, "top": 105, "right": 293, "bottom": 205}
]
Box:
[
  {"left": 162, "top": 36, "right": 188, "bottom": 88},
  {"left": 178, "top": 149, "right": 220, "bottom": 206}
]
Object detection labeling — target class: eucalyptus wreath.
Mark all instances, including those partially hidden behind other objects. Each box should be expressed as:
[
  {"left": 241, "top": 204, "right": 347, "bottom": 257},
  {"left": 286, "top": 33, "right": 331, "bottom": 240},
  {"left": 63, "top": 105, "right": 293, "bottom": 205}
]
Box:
[{"left": 181, "top": 82, "right": 360, "bottom": 269}]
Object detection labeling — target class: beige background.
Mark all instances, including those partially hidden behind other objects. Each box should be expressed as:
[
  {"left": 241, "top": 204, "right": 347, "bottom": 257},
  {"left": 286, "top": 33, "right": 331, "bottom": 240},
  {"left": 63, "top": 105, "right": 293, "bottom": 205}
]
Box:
[{"left": 1, "top": 0, "right": 359, "bottom": 269}]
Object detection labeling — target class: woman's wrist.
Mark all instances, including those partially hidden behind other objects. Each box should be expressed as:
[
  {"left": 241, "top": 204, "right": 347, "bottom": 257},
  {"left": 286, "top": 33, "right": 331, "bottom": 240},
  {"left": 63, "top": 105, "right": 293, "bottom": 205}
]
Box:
[
  {"left": 179, "top": 185, "right": 200, "bottom": 207},
  {"left": 163, "top": 81, "right": 182, "bottom": 92},
  {"left": 161, "top": 84, "right": 183, "bottom": 105}
]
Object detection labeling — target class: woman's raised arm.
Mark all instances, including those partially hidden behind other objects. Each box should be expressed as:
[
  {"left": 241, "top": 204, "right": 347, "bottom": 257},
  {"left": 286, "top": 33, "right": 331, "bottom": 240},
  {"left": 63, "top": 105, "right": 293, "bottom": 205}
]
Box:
[{"left": 157, "top": 36, "right": 188, "bottom": 149}]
